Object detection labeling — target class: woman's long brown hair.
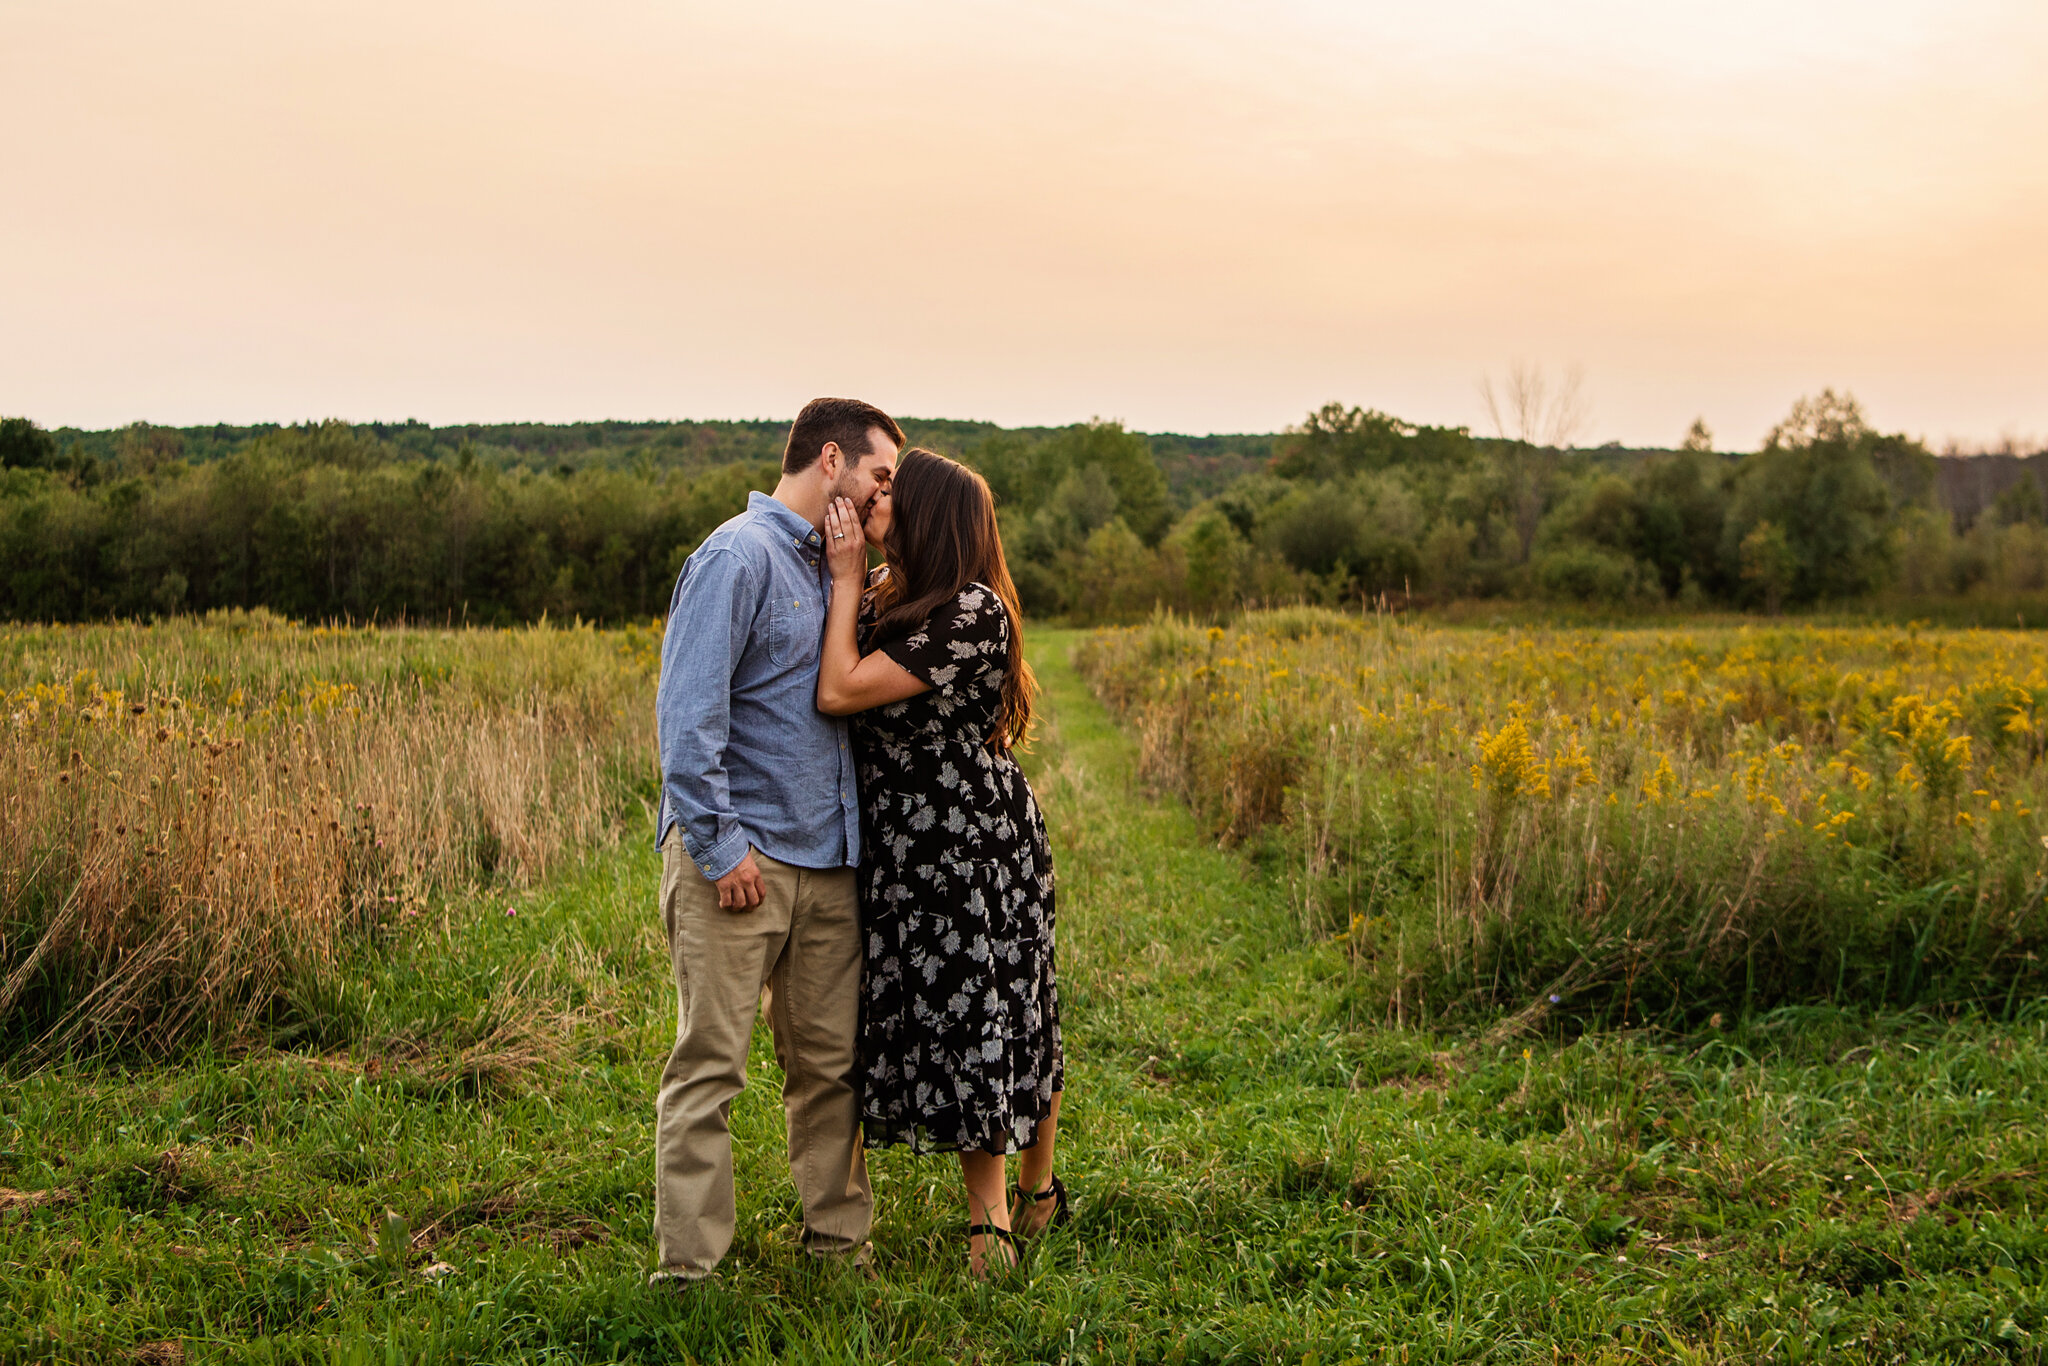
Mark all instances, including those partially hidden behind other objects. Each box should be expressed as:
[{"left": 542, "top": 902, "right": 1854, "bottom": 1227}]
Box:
[{"left": 869, "top": 448, "right": 1036, "bottom": 750}]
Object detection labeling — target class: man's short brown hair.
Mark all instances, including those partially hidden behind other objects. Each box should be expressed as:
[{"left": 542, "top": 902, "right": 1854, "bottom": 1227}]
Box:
[{"left": 782, "top": 398, "right": 904, "bottom": 475}]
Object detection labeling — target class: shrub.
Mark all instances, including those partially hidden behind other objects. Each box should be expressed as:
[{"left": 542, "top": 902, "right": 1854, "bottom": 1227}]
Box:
[{"left": 1534, "top": 543, "right": 1649, "bottom": 604}]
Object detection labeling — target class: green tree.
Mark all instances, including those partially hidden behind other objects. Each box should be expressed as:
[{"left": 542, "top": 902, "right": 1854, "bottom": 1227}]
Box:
[
  {"left": 1723, "top": 392, "right": 1894, "bottom": 604},
  {"left": 1419, "top": 520, "right": 1476, "bottom": 597},
  {"left": 1891, "top": 507, "right": 1961, "bottom": 595},
  {"left": 1038, "top": 421, "right": 1172, "bottom": 545},
  {"left": 1272, "top": 404, "right": 1410, "bottom": 481},
  {"left": 1076, "top": 519, "right": 1160, "bottom": 621},
  {"left": 1870, "top": 432, "right": 1938, "bottom": 510},
  {"left": 1272, "top": 403, "right": 1475, "bottom": 483},
  {"left": 115, "top": 422, "right": 185, "bottom": 474},
  {"left": 1535, "top": 543, "right": 1647, "bottom": 604},
  {"left": 1267, "top": 487, "right": 1363, "bottom": 579},
  {"left": 960, "top": 431, "right": 1043, "bottom": 516},
  {"left": 1172, "top": 507, "right": 1249, "bottom": 617},
  {"left": 1995, "top": 476, "right": 2046, "bottom": 526},
  {"left": 0, "top": 418, "right": 57, "bottom": 469},
  {"left": 1210, "top": 472, "right": 1292, "bottom": 540},
  {"left": 1555, "top": 475, "right": 1643, "bottom": 556},
  {"left": 1020, "top": 464, "right": 1119, "bottom": 564},
  {"left": 1631, "top": 450, "right": 1728, "bottom": 598},
  {"left": 1348, "top": 473, "right": 1425, "bottom": 595},
  {"left": 1739, "top": 521, "right": 1797, "bottom": 614}
]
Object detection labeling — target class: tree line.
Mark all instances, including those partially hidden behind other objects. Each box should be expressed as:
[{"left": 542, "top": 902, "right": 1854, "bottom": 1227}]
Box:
[
  {"left": 990, "top": 393, "right": 2048, "bottom": 621},
  {"left": 2, "top": 399, "right": 2044, "bottom": 625}
]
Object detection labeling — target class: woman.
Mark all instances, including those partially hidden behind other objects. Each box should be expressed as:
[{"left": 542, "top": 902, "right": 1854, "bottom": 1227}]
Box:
[{"left": 815, "top": 448, "right": 1066, "bottom": 1277}]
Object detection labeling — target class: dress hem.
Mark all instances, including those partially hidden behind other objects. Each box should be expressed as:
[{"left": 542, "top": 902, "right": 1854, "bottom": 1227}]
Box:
[{"left": 859, "top": 1103, "right": 1058, "bottom": 1158}]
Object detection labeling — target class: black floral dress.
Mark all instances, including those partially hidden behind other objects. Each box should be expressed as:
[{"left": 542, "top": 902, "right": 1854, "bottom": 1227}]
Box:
[{"left": 852, "top": 576, "right": 1062, "bottom": 1155}]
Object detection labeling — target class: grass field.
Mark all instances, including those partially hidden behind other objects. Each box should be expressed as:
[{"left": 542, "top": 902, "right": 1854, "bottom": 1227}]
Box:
[
  {"left": 3, "top": 628, "right": 2047, "bottom": 1362},
  {"left": 1081, "top": 611, "right": 2048, "bottom": 1028},
  {"left": 2, "top": 612, "right": 657, "bottom": 1058}
]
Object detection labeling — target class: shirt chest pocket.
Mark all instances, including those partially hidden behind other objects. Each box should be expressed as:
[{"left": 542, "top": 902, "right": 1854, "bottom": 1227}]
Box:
[{"left": 768, "top": 593, "right": 819, "bottom": 667}]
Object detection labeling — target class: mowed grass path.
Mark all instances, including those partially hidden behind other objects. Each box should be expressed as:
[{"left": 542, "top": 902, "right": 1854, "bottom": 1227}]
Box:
[{"left": 5, "top": 629, "right": 2048, "bottom": 1363}]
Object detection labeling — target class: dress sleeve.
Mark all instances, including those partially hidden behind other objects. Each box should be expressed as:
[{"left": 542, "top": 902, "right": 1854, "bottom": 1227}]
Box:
[{"left": 878, "top": 584, "right": 1008, "bottom": 696}]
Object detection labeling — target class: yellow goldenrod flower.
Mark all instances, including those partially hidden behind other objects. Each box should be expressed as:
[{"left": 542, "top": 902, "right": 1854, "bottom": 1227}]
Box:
[{"left": 1471, "top": 715, "right": 1549, "bottom": 803}]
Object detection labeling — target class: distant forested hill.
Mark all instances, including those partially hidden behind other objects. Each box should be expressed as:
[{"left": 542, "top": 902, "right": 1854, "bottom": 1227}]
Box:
[
  {"left": 0, "top": 415, "right": 1275, "bottom": 623},
  {"left": 1, "top": 404, "right": 2040, "bottom": 624},
  {"left": 35, "top": 415, "right": 1279, "bottom": 486}
]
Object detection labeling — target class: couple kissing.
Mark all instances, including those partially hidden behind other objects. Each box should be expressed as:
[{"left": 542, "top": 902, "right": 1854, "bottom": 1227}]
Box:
[{"left": 651, "top": 397, "right": 1065, "bottom": 1283}]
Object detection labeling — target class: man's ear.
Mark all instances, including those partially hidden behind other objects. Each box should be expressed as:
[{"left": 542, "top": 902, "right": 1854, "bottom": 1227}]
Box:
[{"left": 818, "top": 441, "right": 843, "bottom": 480}]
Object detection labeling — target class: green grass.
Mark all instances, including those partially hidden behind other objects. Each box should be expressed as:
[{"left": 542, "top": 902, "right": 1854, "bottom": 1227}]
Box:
[{"left": 4, "top": 630, "right": 2047, "bottom": 1362}]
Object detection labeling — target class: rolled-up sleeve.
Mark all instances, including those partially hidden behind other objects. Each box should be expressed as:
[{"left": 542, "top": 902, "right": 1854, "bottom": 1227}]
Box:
[{"left": 656, "top": 547, "right": 757, "bottom": 881}]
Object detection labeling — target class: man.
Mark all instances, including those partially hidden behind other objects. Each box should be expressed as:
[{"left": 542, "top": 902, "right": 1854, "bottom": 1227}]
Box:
[{"left": 651, "top": 396, "right": 903, "bottom": 1283}]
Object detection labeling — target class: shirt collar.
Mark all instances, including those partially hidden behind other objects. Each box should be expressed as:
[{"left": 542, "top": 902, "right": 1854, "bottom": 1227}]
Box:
[{"left": 749, "top": 491, "right": 824, "bottom": 550}]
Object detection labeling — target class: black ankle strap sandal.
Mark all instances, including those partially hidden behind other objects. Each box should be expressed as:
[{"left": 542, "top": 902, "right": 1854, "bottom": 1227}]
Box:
[
  {"left": 965, "top": 1221, "right": 1022, "bottom": 1273},
  {"left": 966, "top": 1222, "right": 1022, "bottom": 1246},
  {"left": 1011, "top": 1172, "right": 1071, "bottom": 1233}
]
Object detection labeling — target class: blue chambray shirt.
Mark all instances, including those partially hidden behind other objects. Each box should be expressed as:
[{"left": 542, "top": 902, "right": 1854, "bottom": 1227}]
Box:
[{"left": 655, "top": 492, "right": 860, "bottom": 880}]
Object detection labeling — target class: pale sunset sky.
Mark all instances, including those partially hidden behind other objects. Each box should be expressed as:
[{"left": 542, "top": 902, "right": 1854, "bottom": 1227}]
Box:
[{"left": 3, "top": 0, "right": 2044, "bottom": 449}]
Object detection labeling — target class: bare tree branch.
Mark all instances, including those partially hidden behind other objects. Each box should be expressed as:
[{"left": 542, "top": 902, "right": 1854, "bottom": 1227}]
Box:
[
  {"left": 1545, "top": 363, "right": 1591, "bottom": 449},
  {"left": 1478, "top": 359, "right": 1592, "bottom": 447},
  {"left": 1477, "top": 374, "right": 1507, "bottom": 441}
]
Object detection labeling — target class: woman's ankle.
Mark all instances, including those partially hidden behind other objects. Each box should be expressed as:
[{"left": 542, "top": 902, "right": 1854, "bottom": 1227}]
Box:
[{"left": 967, "top": 1223, "right": 1019, "bottom": 1277}]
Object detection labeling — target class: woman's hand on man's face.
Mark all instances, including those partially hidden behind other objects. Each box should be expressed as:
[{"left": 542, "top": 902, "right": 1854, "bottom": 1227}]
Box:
[{"left": 824, "top": 497, "right": 868, "bottom": 583}]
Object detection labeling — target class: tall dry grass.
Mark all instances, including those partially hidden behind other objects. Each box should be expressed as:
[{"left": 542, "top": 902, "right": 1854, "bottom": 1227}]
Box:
[
  {"left": 1080, "top": 609, "right": 2048, "bottom": 1025},
  {"left": 1, "top": 610, "right": 659, "bottom": 1059}
]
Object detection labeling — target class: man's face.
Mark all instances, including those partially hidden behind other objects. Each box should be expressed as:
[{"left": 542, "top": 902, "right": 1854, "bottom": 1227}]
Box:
[{"left": 827, "top": 427, "right": 899, "bottom": 523}]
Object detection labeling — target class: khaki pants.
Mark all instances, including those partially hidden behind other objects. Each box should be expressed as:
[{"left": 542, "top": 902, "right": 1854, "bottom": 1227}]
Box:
[{"left": 653, "top": 834, "right": 871, "bottom": 1275}]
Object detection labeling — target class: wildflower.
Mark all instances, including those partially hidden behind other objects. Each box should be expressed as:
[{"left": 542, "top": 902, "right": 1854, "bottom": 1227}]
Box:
[
  {"left": 1471, "top": 715, "right": 1548, "bottom": 803},
  {"left": 1550, "top": 731, "right": 1598, "bottom": 792},
  {"left": 1639, "top": 754, "right": 1677, "bottom": 804}
]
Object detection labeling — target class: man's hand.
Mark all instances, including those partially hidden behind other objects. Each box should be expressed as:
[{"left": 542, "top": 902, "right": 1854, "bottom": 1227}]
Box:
[{"left": 714, "top": 851, "right": 766, "bottom": 911}]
